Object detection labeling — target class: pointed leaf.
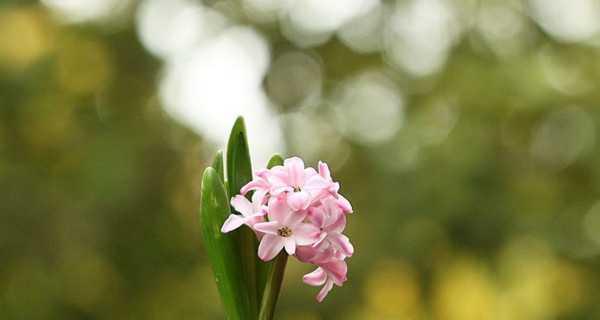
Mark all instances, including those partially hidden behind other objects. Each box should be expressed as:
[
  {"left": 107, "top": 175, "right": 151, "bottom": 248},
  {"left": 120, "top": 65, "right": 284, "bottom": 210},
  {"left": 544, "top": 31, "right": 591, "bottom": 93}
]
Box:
[
  {"left": 199, "top": 167, "right": 252, "bottom": 320},
  {"left": 226, "top": 116, "right": 259, "bottom": 317},
  {"left": 227, "top": 116, "right": 253, "bottom": 197},
  {"left": 212, "top": 150, "right": 224, "bottom": 182}
]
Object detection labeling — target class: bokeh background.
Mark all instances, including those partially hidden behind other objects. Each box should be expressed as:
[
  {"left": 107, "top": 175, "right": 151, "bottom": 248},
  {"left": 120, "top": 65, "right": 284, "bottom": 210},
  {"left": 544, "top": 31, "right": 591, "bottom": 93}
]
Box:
[{"left": 2, "top": 0, "right": 600, "bottom": 319}]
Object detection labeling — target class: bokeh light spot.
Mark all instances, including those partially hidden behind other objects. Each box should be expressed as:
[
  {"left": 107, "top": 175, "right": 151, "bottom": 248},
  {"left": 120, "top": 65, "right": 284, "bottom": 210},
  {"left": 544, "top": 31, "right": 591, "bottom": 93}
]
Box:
[{"left": 332, "top": 71, "right": 403, "bottom": 145}]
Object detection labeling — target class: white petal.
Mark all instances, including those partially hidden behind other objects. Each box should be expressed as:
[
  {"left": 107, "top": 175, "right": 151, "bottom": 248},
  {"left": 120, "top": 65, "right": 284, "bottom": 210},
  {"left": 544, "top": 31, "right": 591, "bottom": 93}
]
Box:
[
  {"left": 284, "top": 238, "right": 296, "bottom": 255},
  {"left": 231, "top": 195, "right": 253, "bottom": 217},
  {"left": 258, "top": 234, "right": 285, "bottom": 261},
  {"left": 221, "top": 214, "right": 246, "bottom": 233}
]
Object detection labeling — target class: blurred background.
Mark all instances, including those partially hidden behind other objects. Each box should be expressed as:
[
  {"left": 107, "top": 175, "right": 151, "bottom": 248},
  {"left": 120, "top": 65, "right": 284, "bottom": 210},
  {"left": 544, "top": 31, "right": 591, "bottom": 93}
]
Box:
[{"left": 2, "top": 0, "right": 600, "bottom": 319}]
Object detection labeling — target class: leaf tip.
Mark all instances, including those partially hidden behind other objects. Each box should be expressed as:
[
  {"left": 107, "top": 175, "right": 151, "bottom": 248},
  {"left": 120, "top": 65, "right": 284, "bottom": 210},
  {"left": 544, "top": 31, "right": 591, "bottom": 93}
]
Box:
[{"left": 267, "top": 154, "right": 284, "bottom": 168}]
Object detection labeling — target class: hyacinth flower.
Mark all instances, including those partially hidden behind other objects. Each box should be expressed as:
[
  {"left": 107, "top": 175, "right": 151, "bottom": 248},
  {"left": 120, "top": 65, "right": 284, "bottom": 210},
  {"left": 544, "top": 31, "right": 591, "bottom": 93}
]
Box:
[
  {"left": 253, "top": 198, "right": 320, "bottom": 260},
  {"left": 221, "top": 193, "right": 267, "bottom": 233},
  {"left": 303, "top": 259, "right": 348, "bottom": 303},
  {"left": 199, "top": 117, "right": 354, "bottom": 319}
]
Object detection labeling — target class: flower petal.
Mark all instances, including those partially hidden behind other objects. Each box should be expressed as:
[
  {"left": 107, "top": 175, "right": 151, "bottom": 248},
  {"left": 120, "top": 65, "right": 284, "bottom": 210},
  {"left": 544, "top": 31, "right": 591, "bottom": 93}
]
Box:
[
  {"left": 231, "top": 195, "right": 253, "bottom": 217},
  {"left": 308, "top": 206, "right": 325, "bottom": 228},
  {"left": 316, "top": 280, "right": 334, "bottom": 303},
  {"left": 240, "top": 178, "right": 269, "bottom": 195},
  {"left": 258, "top": 234, "right": 285, "bottom": 261},
  {"left": 304, "top": 167, "right": 318, "bottom": 180},
  {"left": 287, "top": 191, "right": 311, "bottom": 211},
  {"left": 322, "top": 260, "right": 348, "bottom": 285},
  {"left": 251, "top": 189, "right": 267, "bottom": 207},
  {"left": 284, "top": 209, "right": 307, "bottom": 227},
  {"left": 255, "top": 168, "right": 271, "bottom": 179},
  {"left": 327, "top": 210, "right": 346, "bottom": 234},
  {"left": 336, "top": 194, "right": 353, "bottom": 214},
  {"left": 220, "top": 214, "right": 246, "bottom": 233},
  {"left": 330, "top": 233, "right": 354, "bottom": 257},
  {"left": 313, "top": 231, "right": 328, "bottom": 247},
  {"left": 284, "top": 237, "right": 296, "bottom": 255},
  {"left": 293, "top": 223, "right": 320, "bottom": 245},
  {"left": 284, "top": 156, "right": 305, "bottom": 187},
  {"left": 318, "top": 161, "right": 331, "bottom": 180},
  {"left": 246, "top": 213, "right": 266, "bottom": 226},
  {"left": 253, "top": 221, "right": 280, "bottom": 235},
  {"left": 303, "top": 267, "right": 327, "bottom": 286},
  {"left": 303, "top": 175, "right": 330, "bottom": 192},
  {"left": 295, "top": 245, "right": 319, "bottom": 263},
  {"left": 267, "top": 198, "right": 291, "bottom": 223}
]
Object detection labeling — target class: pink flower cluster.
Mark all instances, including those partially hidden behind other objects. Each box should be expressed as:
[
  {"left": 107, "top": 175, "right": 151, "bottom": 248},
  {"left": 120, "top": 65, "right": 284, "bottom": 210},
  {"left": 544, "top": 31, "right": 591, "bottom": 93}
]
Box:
[{"left": 221, "top": 157, "right": 354, "bottom": 302}]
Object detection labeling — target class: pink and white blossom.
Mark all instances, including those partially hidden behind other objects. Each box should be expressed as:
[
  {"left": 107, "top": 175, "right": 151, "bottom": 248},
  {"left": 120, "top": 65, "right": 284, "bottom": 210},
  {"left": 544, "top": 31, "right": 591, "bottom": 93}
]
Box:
[
  {"left": 221, "top": 157, "right": 354, "bottom": 302},
  {"left": 220, "top": 192, "right": 266, "bottom": 233},
  {"left": 310, "top": 198, "right": 354, "bottom": 258},
  {"left": 303, "top": 260, "right": 348, "bottom": 302},
  {"left": 253, "top": 198, "right": 320, "bottom": 260},
  {"left": 268, "top": 157, "right": 330, "bottom": 210}
]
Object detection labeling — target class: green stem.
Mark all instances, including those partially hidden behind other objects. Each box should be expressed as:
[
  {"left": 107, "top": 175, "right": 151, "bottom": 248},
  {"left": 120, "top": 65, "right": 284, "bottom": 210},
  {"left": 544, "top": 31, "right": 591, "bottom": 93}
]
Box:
[{"left": 258, "top": 253, "right": 288, "bottom": 320}]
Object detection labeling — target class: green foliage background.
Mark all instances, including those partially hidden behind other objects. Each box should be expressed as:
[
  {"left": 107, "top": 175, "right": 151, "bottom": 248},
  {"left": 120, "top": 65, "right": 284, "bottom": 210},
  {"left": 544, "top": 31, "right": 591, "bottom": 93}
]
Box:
[{"left": 1, "top": 1, "right": 600, "bottom": 319}]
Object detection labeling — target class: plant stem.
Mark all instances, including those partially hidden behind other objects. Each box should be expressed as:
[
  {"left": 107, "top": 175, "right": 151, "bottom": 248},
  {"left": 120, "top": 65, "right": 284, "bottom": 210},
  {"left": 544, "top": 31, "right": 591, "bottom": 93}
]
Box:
[{"left": 258, "top": 253, "right": 288, "bottom": 320}]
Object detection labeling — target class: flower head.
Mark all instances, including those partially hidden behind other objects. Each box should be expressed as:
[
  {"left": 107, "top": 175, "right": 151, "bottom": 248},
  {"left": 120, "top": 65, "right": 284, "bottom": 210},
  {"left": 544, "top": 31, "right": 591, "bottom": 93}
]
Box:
[{"left": 222, "top": 157, "right": 354, "bottom": 302}]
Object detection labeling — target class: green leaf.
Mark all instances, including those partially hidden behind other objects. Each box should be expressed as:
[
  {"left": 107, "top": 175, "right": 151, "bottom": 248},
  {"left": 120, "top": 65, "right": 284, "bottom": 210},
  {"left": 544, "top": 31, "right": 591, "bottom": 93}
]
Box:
[
  {"left": 266, "top": 154, "right": 284, "bottom": 169},
  {"left": 212, "top": 150, "right": 224, "bottom": 182},
  {"left": 257, "top": 154, "right": 286, "bottom": 320},
  {"left": 199, "top": 167, "right": 252, "bottom": 320},
  {"left": 226, "top": 116, "right": 253, "bottom": 197},
  {"left": 226, "top": 116, "right": 259, "bottom": 318}
]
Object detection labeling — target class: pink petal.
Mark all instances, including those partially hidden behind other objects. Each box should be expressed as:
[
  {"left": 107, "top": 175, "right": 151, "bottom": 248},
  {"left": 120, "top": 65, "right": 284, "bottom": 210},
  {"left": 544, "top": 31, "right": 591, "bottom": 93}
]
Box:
[
  {"left": 303, "top": 175, "right": 330, "bottom": 192},
  {"left": 304, "top": 167, "right": 318, "bottom": 179},
  {"left": 308, "top": 206, "right": 325, "bottom": 228},
  {"left": 327, "top": 211, "right": 346, "bottom": 234},
  {"left": 251, "top": 190, "right": 267, "bottom": 207},
  {"left": 267, "top": 167, "right": 292, "bottom": 194},
  {"left": 316, "top": 280, "right": 334, "bottom": 303},
  {"left": 246, "top": 213, "right": 266, "bottom": 226},
  {"left": 287, "top": 191, "right": 311, "bottom": 211},
  {"left": 310, "top": 246, "right": 337, "bottom": 264},
  {"left": 284, "top": 238, "right": 296, "bottom": 255},
  {"left": 284, "top": 209, "right": 307, "bottom": 228},
  {"left": 267, "top": 198, "right": 291, "bottom": 223},
  {"left": 253, "top": 221, "right": 280, "bottom": 235},
  {"left": 313, "top": 231, "right": 328, "bottom": 247},
  {"left": 295, "top": 245, "right": 319, "bottom": 263},
  {"left": 322, "top": 260, "right": 348, "bottom": 285},
  {"left": 240, "top": 179, "right": 269, "bottom": 195},
  {"left": 318, "top": 161, "right": 331, "bottom": 180},
  {"left": 221, "top": 214, "right": 246, "bottom": 233},
  {"left": 258, "top": 234, "right": 285, "bottom": 261},
  {"left": 329, "top": 182, "right": 340, "bottom": 194},
  {"left": 255, "top": 168, "right": 271, "bottom": 179},
  {"left": 293, "top": 223, "right": 320, "bottom": 245},
  {"left": 231, "top": 195, "right": 253, "bottom": 217},
  {"left": 336, "top": 194, "right": 353, "bottom": 214},
  {"left": 284, "top": 157, "right": 305, "bottom": 187},
  {"left": 330, "top": 234, "right": 354, "bottom": 257},
  {"left": 303, "top": 267, "right": 327, "bottom": 286}
]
